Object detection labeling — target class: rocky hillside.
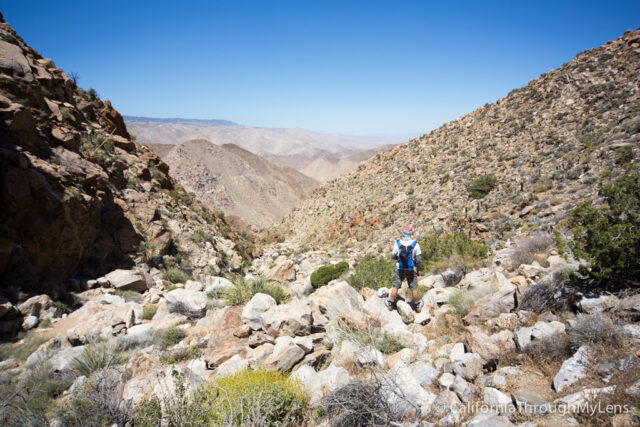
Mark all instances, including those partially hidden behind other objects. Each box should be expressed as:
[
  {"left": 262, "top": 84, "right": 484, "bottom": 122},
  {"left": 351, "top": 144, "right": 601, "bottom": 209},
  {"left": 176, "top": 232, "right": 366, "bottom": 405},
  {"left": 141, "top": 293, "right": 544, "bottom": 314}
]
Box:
[
  {"left": 152, "top": 139, "right": 319, "bottom": 229},
  {"left": 0, "top": 14, "right": 251, "bottom": 302},
  {"left": 299, "top": 144, "right": 396, "bottom": 182},
  {"left": 280, "top": 29, "right": 640, "bottom": 249}
]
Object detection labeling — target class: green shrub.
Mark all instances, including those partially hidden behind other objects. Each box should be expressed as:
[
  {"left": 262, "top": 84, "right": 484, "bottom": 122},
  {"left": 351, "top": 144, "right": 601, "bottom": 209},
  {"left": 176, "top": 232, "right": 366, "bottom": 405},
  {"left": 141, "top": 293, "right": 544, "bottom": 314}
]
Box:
[
  {"left": 223, "top": 275, "right": 290, "bottom": 306},
  {"left": 136, "top": 368, "right": 307, "bottom": 426},
  {"left": 568, "top": 164, "right": 640, "bottom": 283},
  {"left": 310, "top": 261, "right": 349, "bottom": 288},
  {"left": 373, "top": 332, "right": 405, "bottom": 355},
  {"left": 349, "top": 256, "right": 395, "bottom": 291},
  {"left": 162, "top": 267, "right": 191, "bottom": 284},
  {"left": 71, "top": 341, "right": 128, "bottom": 376},
  {"left": 467, "top": 174, "right": 497, "bottom": 199},
  {"left": 142, "top": 304, "right": 158, "bottom": 320},
  {"left": 448, "top": 289, "right": 475, "bottom": 317},
  {"left": 197, "top": 368, "right": 308, "bottom": 425},
  {"left": 419, "top": 232, "right": 488, "bottom": 273},
  {"left": 160, "top": 347, "right": 202, "bottom": 365},
  {"left": 154, "top": 327, "right": 186, "bottom": 350}
]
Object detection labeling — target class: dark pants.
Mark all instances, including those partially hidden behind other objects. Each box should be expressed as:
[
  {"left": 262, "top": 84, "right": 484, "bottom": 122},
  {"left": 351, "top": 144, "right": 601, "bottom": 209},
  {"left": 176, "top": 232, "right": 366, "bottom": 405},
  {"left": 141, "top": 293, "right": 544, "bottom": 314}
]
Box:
[{"left": 392, "top": 269, "right": 417, "bottom": 290}]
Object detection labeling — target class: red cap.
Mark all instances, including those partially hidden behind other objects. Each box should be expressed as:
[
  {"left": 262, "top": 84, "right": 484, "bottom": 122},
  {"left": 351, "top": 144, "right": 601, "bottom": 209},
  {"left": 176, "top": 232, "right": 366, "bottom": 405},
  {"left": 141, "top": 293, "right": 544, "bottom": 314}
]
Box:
[{"left": 403, "top": 226, "right": 414, "bottom": 232}]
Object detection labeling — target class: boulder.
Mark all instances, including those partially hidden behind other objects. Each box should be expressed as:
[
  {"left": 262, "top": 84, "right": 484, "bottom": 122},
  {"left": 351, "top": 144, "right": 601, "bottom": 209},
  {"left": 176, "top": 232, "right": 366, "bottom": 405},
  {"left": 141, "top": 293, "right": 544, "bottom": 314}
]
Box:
[
  {"left": 105, "top": 269, "right": 147, "bottom": 292},
  {"left": 17, "top": 294, "right": 55, "bottom": 318},
  {"left": 241, "top": 293, "right": 276, "bottom": 330},
  {"left": 302, "top": 366, "right": 352, "bottom": 405},
  {"left": 261, "top": 299, "right": 312, "bottom": 336},
  {"left": 463, "top": 280, "right": 516, "bottom": 324},
  {"left": 334, "top": 340, "right": 384, "bottom": 369},
  {"left": 553, "top": 386, "right": 615, "bottom": 413},
  {"left": 578, "top": 295, "right": 618, "bottom": 313},
  {"left": 164, "top": 289, "right": 207, "bottom": 318},
  {"left": 26, "top": 345, "right": 87, "bottom": 372},
  {"left": 184, "top": 280, "right": 204, "bottom": 292},
  {"left": 615, "top": 294, "right": 640, "bottom": 320},
  {"left": 514, "top": 320, "right": 566, "bottom": 351},
  {"left": 453, "top": 375, "right": 477, "bottom": 403},
  {"left": 408, "top": 361, "right": 440, "bottom": 386},
  {"left": 451, "top": 353, "right": 483, "bottom": 381},
  {"left": 264, "top": 336, "right": 305, "bottom": 371},
  {"left": 464, "top": 326, "right": 515, "bottom": 364},
  {"left": 432, "top": 390, "right": 461, "bottom": 416},
  {"left": 65, "top": 300, "right": 136, "bottom": 344},
  {"left": 307, "top": 281, "right": 364, "bottom": 323},
  {"left": 553, "top": 345, "right": 590, "bottom": 392}
]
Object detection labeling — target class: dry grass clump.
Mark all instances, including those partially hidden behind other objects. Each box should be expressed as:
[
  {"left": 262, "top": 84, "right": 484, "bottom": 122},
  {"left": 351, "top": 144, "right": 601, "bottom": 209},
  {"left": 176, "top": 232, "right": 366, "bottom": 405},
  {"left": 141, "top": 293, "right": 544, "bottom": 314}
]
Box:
[
  {"left": 510, "top": 232, "right": 554, "bottom": 268},
  {"left": 321, "top": 380, "right": 394, "bottom": 427}
]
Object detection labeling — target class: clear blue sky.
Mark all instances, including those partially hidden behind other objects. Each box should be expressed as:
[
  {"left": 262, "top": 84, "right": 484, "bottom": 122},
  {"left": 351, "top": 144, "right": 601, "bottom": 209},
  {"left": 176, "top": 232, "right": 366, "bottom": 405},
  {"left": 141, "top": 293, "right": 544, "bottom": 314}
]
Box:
[{"left": 2, "top": 1, "right": 639, "bottom": 136}]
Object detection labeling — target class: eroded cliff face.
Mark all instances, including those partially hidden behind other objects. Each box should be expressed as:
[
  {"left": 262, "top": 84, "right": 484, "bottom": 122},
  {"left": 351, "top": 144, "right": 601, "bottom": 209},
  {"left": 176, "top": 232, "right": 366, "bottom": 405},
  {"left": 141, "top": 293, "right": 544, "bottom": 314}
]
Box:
[{"left": 0, "top": 13, "right": 252, "bottom": 298}]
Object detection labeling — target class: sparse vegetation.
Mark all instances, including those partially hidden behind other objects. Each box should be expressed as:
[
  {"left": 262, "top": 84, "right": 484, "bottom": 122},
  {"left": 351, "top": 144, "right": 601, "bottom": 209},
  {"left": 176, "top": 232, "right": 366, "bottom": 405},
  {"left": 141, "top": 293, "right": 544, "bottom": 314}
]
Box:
[
  {"left": 141, "top": 304, "right": 158, "bottom": 320},
  {"left": 222, "top": 275, "right": 290, "bottom": 306},
  {"left": 114, "top": 289, "right": 141, "bottom": 302},
  {"left": 348, "top": 256, "right": 395, "bottom": 291},
  {"left": 154, "top": 327, "right": 186, "bottom": 350},
  {"left": 420, "top": 232, "right": 488, "bottom": 273},
  {"left": 510, "top": 232, "right": 554, "bottom": 268},
  {"left": 0, "top": 334, "right": 48, "bottom": 362},
  {"left": 448, "top": 289, "right": 475, "bottom": 317},
  {"left": 373, "top": 332, "right": 406, "bottom": 355},
  {"left": 310, "top": 261, "right": 349, "bottom": 288},
  {"left": 162, "top": 267, "right": 191, "bottom": 284},
  {"left": 71, "top": 341, "right": 128, "bottom": 376},
  {"left": 568, "top": 313, "right": 622, "bottom": 348}
]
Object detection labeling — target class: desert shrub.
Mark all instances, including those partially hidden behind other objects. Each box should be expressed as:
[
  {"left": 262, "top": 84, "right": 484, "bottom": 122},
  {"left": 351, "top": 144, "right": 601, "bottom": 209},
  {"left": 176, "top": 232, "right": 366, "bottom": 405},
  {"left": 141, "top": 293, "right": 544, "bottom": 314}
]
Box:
[
  {"left": 322, "top": 380, "right": 394, "bottom": 427},
  {"left": 0, "top": 359, "right": 75, "bottom": 425},
  {"left": 114, "top": 289, "right": 141, "bottom": 302},
  {"left": 196, "top": 368, "right": 308, "bottom": 426},
  {"left": 223, "top": 275, "right": 290, "bottom": 306},
  {"left": 162, "top": 267, "right": 191, "bottom": 284},
  {"left": 117, "top": 331, "right": 155, "bottom": 351},
  {"left": 141, "top": 304, "right": 158, "bottom": 320},
  {"left": 467, "top": 174, "right": 497, "bottom": 199},
  {"left": 510, "top": 232, "right": 554, "bottom": 268},
  {"left": 52, "top": 367, "right": 133, "bottom": 427},
  {"left": 160, "top": 347, "right": 202, "bottom": 365},
  {"left": 154, "top": 327, "right": 186, "bottom": 350},
  {"left": 420, "top": 232, "right": 488, "bottom": 273},
  {"left": 71, "top": 341, "right": 128, "bottom": 376},
  {"left": 448, "top": 289, "right": 475, "bottom": 317},
  {"left": 568, "top": 313, "right": 622, "bottom": 348},
  {"left": 310, "top": 261, "right": 349, "bottom": 288},
  {"left": 348, "top": 256, "right": 395, "bottom": 291},
  {"left": 0, "top": 334, "right": 47, "bottom": 361},
  {"left": 40, "top": 318, "right": 52, "bottom": 328},
  {"left": 615, "top": 145, "right": 634, "bottom": 165},
  {"left": 373, "top": 332, "right": 406, "bottom": 355},
  {"left": 568, "top": 164, "right": 640, "bottom": 284}
]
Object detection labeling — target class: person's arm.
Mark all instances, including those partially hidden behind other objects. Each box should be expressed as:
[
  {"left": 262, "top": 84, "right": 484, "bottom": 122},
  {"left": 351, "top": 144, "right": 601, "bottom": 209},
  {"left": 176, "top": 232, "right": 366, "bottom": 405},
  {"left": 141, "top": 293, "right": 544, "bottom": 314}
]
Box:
[
  {"left": 391, "top": 242, "right": 398, "bottom": 260},
  {"left": 414, "top": 243, "right": 422, "bottom": 275}
]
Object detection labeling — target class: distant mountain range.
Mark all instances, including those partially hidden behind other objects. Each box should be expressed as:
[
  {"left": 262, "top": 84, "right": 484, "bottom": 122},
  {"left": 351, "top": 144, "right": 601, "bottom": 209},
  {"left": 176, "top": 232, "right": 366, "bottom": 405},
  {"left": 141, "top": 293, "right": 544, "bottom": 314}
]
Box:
[{"left": 125, "top": 116, "right": 404, "bottom": 182}]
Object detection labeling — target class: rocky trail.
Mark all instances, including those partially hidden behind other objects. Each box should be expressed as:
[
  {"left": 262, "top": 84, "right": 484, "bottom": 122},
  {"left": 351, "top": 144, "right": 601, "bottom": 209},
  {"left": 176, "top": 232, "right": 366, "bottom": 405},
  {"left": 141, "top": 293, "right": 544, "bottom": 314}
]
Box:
[{"left": 1, "top": 238, "right": 639, "bottom": 426}]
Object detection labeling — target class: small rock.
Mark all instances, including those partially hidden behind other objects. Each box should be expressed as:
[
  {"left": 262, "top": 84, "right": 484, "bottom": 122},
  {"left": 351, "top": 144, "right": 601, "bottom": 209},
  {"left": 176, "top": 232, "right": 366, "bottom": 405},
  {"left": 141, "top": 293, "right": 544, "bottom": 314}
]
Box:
[
  {"left": 377, "top": 287, "right": 389, "bottom": 298},
  {"left": 483, "top": 387, "right": 515, "bottom": 414},
  {"left": 396, "top": 300, "right": 414, "bottom": 324},
  {"left": 511, "top": 392, "right": 550, "bottom": 415},
  {"left": 438, "top": 372, "right": 455, "bottom": 389},
  {"left": 22, "top": 315, "right": 39, "bottom": 330},
  {"left": 233, "top": 324, "right": 252, "bottom": 338},
  {"left": 293, "top": 336, "right": 314, "bottom": 354},
  {"left": 453, "top": 375, "right": 477, "bottom": 403},
  {"left": 241, "top": 293, "right": 276, "bottom": 330},
  {"left": 164, "top": 289, "right": 208, "bottom": 318}
]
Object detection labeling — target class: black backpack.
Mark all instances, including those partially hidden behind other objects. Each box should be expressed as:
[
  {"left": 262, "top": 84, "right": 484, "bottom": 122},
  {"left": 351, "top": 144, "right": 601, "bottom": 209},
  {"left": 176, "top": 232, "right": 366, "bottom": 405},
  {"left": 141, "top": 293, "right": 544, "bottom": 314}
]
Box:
[{"left": 397, "top": 240, "right": 417, "bottom": 270}]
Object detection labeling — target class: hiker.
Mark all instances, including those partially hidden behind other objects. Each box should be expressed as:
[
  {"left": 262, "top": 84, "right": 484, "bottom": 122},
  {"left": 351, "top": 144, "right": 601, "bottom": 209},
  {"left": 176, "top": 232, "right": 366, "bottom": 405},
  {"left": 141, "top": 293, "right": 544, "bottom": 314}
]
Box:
[{"left": 386, "top": 226, "right": 424, "bottom": 312}]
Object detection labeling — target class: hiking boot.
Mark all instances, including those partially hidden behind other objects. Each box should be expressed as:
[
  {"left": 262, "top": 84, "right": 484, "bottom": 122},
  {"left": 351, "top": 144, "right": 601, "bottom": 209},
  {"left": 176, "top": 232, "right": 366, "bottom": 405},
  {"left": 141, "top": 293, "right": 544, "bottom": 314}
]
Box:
[
  {"left": 385, "top": 299, "right": 395, "bottom": 311},
  {"left": 415, "top": 299, "right": 424, "bottom": 313}
]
